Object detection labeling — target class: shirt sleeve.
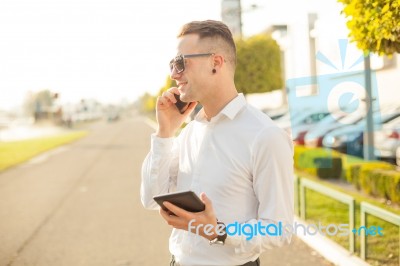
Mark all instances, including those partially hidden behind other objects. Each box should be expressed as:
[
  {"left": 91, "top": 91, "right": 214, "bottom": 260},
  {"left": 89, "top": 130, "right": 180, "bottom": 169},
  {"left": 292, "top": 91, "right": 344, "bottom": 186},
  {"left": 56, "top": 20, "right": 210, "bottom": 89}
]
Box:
[
  {"left": 140, "top": 134, "right": 179, "bottom": 210},
  {"left": 224, "top": 126, "right": 294, "bottom": 253}
]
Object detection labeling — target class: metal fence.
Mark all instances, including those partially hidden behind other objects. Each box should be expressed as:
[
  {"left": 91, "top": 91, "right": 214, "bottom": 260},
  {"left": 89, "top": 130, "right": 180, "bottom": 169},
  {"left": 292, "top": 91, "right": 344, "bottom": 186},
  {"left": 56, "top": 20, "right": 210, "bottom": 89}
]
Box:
[
  {"left": 298, "top": 177, "right": 355, "bottom": 253},
  {"left": 360, "top": 202, "right": 400, "bottom": 260},
  {"left": 295, "top": 174, "right": 400, "bottom": 261}
]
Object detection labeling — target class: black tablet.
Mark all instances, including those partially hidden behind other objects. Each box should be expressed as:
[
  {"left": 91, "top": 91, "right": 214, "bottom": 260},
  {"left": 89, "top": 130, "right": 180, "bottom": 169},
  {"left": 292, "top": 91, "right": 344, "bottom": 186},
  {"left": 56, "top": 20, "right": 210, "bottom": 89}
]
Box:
[{"left": 153, "top": 190, "right": 205, "bottom": 213}]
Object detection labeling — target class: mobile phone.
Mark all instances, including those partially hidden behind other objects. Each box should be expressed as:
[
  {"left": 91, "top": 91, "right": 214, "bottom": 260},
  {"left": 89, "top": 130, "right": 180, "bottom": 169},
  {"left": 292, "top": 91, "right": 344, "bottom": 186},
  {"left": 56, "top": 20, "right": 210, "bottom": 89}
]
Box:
[
  {"left": 153, "top": 190, "right": 205, "bottom": 213},
  {"left": 174, "top": 93, "right": 189, "bottom": 114}
]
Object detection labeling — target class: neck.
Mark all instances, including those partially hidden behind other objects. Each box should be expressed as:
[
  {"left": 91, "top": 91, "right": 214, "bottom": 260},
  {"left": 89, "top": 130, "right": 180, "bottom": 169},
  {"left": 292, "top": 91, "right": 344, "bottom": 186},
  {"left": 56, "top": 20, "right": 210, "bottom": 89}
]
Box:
[{"left": 202, "top": 80, "right": 238, "bottom": 119}]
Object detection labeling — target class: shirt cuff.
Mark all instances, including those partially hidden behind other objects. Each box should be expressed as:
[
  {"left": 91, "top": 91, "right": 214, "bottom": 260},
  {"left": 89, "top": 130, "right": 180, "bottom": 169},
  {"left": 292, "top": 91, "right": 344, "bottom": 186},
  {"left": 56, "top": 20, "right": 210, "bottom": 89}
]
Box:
[
  {"left": 224, "top": 234, "right": 243, "bottom": 247},
  {"left": 151, "top": 134, "right": 175, "bottom": 154}
]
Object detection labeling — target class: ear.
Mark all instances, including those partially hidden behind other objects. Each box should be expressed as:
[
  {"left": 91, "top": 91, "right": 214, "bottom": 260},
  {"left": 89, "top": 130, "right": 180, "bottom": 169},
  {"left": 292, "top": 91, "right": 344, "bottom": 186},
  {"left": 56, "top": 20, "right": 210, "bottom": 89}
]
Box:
[{"left": 212, "top": 54, "right": 224, "bottom": 71}]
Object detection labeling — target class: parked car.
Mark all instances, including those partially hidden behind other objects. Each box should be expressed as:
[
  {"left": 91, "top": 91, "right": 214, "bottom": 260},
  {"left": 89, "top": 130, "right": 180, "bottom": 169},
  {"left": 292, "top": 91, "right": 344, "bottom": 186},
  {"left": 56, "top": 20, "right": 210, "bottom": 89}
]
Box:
[
  {"left": 295, "top": 111, "right": 351, "bottom": 145},
  {"left": 303, "top": 105, "right": 385, "bottom": 148},
  {"left": 303, "top": 110, "right": 365, "bottom": 147},
  {"left": 374, "top": 116, "right": 400, "bottom": 162},
  {"left": 322, "top": 111, "right": 400, "bottom": 157},
  {"left": 274, "top": 109, "right": 330, "bottom": 141}
]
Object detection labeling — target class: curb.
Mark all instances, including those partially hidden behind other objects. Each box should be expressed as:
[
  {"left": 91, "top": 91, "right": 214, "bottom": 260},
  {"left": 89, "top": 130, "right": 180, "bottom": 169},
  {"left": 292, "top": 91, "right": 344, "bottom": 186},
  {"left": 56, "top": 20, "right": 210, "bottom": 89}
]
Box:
[{"left": 294, "top": 217, "right": 371, "bottom": 266}]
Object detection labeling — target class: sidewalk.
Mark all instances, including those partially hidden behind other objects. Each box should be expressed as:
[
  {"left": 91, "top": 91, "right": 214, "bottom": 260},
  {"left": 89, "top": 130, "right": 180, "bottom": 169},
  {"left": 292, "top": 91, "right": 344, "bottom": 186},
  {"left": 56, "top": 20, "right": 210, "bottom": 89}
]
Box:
[{"left": 292, "top": 217, "right": 370, "bottom": 266}]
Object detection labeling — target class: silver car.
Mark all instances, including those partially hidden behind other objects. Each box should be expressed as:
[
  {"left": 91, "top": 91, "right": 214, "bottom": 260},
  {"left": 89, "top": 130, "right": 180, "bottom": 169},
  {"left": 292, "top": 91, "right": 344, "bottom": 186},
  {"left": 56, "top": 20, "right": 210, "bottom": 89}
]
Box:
[{"left": 374, "top": 116, "right": 400, "bottom": 162}]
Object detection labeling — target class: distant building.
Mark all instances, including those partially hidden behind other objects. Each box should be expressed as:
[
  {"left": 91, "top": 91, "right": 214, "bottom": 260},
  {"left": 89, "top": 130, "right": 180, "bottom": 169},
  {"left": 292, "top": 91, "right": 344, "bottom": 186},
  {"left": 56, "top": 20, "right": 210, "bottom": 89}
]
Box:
[{"left": 259, "top": 0, "right": 399, "bottom": 109}]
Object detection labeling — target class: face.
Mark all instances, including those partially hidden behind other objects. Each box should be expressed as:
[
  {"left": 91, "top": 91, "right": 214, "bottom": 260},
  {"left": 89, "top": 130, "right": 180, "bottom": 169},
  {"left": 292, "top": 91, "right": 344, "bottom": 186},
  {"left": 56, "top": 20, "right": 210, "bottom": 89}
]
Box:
[{"left": 170, "top": 34, "right": 214, "bottom": 103}]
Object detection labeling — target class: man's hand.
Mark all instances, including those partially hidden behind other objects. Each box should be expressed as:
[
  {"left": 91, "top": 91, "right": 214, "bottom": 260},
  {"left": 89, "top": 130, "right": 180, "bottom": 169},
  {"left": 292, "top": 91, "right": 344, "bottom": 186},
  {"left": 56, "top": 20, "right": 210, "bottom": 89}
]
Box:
[
  {"left": 156, "top": 87, "right": 197, "bottom": 138},
  {"left": 159, "top": 192, "right": 219, "bottom": 240}
]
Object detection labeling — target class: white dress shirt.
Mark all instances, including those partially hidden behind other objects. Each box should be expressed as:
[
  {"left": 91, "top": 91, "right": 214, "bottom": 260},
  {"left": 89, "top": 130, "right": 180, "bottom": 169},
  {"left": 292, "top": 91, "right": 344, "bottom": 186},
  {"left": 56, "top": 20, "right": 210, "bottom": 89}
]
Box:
[{"left": 141, "top": 94, "right": 294, "bottom": 266}]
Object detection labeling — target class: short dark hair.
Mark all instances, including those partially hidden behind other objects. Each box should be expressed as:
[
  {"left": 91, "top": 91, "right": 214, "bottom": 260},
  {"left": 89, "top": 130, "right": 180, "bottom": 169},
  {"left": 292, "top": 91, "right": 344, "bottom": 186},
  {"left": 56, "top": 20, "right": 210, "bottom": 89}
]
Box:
[{"left": 178, "top": 20, "right": 236, "bottom": 69}]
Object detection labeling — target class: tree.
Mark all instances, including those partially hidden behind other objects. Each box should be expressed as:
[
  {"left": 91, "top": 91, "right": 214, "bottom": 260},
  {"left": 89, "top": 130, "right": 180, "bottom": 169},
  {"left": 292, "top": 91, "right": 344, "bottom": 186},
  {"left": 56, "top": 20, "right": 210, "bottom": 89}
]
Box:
[
  {"left": 138, "top": 92, "right": 156, "bottom": 113},
  {"left": 338, "top": 0, "right": 400, "bottom": 160},
  {"left": 338, "top": 0, "right": 400, "bottom": 55},
  {"left": 234, "top": 34, "right": 282, "bottom": 94},
  {"left": 23, "top": 89, "right": 56, "bottom": 120}
]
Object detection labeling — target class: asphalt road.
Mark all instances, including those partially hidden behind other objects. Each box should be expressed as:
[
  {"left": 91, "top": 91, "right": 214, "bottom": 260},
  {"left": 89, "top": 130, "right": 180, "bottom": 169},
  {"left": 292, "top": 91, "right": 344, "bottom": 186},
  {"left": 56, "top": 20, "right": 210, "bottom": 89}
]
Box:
[{"left": 0, "top": 116, "right": 333, "bottom": 266}]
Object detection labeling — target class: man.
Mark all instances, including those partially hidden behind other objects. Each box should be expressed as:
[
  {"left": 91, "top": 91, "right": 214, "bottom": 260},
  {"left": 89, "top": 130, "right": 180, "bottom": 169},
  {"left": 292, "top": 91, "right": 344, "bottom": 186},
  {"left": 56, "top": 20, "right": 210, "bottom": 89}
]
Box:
[{"left": 141, "top": 20, "right": 294, "bottom": 266}]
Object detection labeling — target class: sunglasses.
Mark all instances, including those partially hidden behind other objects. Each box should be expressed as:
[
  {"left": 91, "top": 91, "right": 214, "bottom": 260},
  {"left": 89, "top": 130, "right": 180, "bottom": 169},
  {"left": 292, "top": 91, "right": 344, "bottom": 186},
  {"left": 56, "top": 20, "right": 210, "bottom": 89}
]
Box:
[{"left": 169, "top": 53, "right": 214, "bottom": 74}]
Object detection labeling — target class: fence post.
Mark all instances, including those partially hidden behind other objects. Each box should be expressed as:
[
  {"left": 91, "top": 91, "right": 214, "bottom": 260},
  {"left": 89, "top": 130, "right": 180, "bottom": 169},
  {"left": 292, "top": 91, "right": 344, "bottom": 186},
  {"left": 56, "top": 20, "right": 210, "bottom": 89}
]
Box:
[{"left": 360, "top": 202, "right": 400, "bottom": 261}]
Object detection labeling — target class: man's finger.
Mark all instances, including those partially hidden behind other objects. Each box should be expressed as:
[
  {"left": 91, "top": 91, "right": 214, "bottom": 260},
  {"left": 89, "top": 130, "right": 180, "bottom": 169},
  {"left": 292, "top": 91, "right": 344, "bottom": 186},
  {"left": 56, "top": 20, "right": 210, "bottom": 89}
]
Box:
[
  {"left": 163, "top": 201, "right": 191, "bottom": 219},
  {"left": 167, "top": 87, "right": 179, "bottom": 95},
  {"left": 159, "top": 208, "right": 171, "bottom": 220},
  {"left": 160, "top": 208, "right": 178, "bottom": 222},
  {"left": 200, "top": 192, "right": 213, "bottom": 210},
  {"left": 157, "top": 96, "right": 170, "bottom": 108},
  {"left": 160, "top": 208, "right": 190, "bottom": 229},
  {"left": 162, "top": 91, "right": 177, "bottom": 103}
]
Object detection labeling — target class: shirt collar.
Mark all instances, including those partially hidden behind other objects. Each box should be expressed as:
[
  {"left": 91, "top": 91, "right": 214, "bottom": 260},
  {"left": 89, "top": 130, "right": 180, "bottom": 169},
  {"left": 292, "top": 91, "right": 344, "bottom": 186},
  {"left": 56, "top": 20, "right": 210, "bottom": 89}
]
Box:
[{"left": 195, "top": 93, "right": 246, "bottom": 122}]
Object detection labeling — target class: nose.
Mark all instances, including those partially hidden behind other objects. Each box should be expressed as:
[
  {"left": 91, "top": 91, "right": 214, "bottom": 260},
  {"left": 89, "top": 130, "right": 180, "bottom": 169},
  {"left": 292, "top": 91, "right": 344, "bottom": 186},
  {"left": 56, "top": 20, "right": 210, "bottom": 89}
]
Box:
[{"left": 170, "top": 67, "right": 181, "bottom": 80}]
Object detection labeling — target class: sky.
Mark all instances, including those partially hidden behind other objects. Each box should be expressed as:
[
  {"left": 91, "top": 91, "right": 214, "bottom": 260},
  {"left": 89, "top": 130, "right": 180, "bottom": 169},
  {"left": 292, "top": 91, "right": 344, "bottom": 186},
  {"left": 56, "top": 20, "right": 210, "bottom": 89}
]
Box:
[
  {"left": 0, "top": 0, "right": 301, "bottom": 111},
  {"left": 0, "top": 0, "right": 221, "bottom": 110}
]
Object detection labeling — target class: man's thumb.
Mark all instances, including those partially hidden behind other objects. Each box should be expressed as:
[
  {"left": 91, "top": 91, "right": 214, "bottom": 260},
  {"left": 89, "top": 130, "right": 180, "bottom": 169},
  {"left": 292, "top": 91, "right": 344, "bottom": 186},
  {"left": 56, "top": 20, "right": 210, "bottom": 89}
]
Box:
[{"left": 200, "top": 192, "right": 212, "bottom": 207}]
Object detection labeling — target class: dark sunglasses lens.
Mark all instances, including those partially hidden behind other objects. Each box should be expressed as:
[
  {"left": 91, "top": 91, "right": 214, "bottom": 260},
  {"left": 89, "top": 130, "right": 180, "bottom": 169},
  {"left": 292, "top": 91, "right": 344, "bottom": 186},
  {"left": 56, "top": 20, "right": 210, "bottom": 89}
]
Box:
[
  {"left": 169, "top": 56, "right": 184, "bottom": 73},
  {"left": 175, "top": 57, "right": 184, "bottom": 73}
]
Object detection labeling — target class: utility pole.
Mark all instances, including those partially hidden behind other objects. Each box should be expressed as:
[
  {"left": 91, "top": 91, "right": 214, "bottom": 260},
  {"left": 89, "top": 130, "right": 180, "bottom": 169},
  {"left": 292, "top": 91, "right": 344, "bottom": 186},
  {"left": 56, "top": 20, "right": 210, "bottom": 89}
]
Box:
[
  {"left": 221, "top": 0, "right": 259, "bottom": 39},
  {"left": 221, "top": 0, "right": 242, "bottom": 38},
  {"left": 238, "top": 0, "right": 243, "bottom": 38},
  {"left": 363, "top": 53, "right": 375, "bottom": 160}
]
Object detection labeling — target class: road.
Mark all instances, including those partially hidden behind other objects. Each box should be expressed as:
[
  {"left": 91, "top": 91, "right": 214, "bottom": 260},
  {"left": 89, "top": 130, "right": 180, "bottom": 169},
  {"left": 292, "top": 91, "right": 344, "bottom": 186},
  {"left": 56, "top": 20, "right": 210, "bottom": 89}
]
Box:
[{"left": 0, "top": 116, "right": 333, "bottom": 266}]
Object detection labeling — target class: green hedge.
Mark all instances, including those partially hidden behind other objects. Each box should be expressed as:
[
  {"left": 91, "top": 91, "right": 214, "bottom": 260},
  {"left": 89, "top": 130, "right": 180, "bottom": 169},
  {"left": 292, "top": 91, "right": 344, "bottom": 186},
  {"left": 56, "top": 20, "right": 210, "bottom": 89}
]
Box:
[
  {"left": 294, "top": 145, "right": 399, "bottom": 204},
  {"left": 360, "top": 169, "right": 400, "bottom": 203},
  {"left": 294, "top": 146, "right": 343, "bottom": 179},
  {"left": 348, "top": 162, "right": 395, "bottom": 190}
]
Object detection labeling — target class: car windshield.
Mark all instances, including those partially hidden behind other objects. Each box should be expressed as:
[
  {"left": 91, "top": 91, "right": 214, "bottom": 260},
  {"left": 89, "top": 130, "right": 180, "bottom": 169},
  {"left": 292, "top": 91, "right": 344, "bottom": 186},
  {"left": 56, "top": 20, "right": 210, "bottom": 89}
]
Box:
[{"left": 290, "top": 111, "right": 329, "bottom": 124}]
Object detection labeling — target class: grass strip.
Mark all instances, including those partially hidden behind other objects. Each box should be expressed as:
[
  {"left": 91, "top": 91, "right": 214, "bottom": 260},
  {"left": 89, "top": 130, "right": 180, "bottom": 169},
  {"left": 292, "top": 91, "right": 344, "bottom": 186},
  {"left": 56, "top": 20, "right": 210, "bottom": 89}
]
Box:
[{"left": 0, "top": 131, "right": 87, "bottom": 172}]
